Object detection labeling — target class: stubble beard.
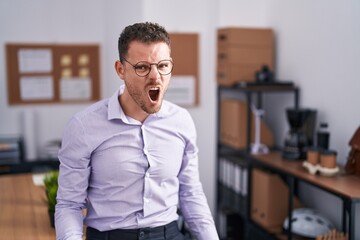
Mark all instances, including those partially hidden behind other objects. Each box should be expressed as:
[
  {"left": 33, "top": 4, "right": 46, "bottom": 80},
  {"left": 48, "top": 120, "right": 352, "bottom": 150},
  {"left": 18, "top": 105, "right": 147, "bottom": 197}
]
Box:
[{"left": 126, "top": 82, "right": 163, "bottom": 114}]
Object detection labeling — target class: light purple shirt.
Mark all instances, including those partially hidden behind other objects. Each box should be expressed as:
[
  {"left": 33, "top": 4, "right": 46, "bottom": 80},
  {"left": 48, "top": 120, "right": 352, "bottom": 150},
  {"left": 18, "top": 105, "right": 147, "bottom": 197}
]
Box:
[{"left": 55, "top": 85, "right": 219, "bottom": 240}]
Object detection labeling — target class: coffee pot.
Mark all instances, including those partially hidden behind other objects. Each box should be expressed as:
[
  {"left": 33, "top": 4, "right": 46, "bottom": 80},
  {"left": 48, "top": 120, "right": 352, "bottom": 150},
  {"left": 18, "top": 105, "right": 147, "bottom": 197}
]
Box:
[{"left": 282, "top": 108, "right": 317, "bottom": 160}]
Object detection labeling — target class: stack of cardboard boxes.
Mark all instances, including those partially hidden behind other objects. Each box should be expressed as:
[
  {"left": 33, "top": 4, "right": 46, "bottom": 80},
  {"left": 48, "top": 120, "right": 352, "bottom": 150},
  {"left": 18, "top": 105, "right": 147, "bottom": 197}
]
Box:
[
  {"left": 220, "top": 99, "right": 273, "bottom": 149},
  {"left": 217, "top": 27, "right": 275, "bottom": 150},
  {"left": 217, "top": 27, "right": 274, "bottom": 86}
]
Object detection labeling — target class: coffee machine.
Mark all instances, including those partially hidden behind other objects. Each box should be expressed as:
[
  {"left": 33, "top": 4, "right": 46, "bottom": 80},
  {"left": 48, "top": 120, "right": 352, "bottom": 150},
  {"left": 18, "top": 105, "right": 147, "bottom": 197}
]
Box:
[{"left": 282, "top": 108, "right": 317, "bottom": 160}]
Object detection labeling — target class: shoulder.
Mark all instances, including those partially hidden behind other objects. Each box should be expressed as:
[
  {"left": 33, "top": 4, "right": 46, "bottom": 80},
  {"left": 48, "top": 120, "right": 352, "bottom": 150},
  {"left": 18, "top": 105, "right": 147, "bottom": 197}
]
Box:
[
  {"left": 73, "top": 98, "right": 109, "bottom": 121},
  {"left": 64, "top": 98, "right": 109, "bottom": 131}
]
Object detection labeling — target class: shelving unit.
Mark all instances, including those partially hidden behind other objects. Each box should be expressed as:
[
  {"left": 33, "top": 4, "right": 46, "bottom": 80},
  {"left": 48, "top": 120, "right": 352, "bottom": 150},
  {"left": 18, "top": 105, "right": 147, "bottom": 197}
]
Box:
[
  {"left": 215, "top": 84, "right": 360, "bottom": 240},
  {"left": 216, "top": 83, "right": 299, "bottom": 239}
]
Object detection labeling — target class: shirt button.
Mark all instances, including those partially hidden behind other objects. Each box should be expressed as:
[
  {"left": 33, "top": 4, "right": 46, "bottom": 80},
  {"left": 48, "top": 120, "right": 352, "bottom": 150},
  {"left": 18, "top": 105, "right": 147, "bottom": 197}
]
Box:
[
  {"left": 144, "top": 198, "right": 150, "bottom": 203},
  {"left": 145, "top": 172, "right": 150, "bottom": 178},
  {"left": 143, "top": 149, "right": 148, "bottom": 155},
  {"left": 139, "top": 231, "right": 145, "bottom": 238}
]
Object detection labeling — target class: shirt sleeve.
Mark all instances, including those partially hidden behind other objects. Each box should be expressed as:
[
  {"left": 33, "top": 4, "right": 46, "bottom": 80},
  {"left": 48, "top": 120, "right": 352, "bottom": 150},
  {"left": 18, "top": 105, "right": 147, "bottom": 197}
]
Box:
[
  {"left": 55, "top": 116, "right": 91, "bottom": 240},
  {"left": 178, "top": 111, "right": 219, "bottom": 240}
]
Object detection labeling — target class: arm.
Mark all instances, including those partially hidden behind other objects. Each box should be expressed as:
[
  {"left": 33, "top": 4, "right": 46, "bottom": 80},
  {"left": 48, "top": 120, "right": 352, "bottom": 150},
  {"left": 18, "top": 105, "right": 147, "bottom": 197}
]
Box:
[
  {"left": 55, "top": 117, "right": 91, "bottom": 240},
  {"left": 178, "top": 112, "right": 219, "bottom": 240}
]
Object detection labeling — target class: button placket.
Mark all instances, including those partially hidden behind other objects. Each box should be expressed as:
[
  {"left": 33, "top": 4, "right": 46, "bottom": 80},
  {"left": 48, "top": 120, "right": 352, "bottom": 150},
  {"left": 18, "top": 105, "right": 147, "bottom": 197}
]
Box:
[{"left": 141, "top": 126, "right": 148, "bottom": 156}]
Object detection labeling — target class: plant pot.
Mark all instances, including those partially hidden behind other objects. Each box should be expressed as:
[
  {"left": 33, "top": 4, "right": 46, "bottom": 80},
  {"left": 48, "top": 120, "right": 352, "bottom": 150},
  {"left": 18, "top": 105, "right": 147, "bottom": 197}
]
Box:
[{"left": 48, "top": 210, "right": 55, "bottom": 228}]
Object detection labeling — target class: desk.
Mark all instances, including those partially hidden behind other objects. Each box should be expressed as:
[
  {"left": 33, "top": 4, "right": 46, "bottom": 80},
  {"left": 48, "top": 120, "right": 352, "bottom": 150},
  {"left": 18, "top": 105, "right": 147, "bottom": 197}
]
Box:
[
  {"left": 0, "top": 173, "right": 56, "bottom": 240},
  {"left": 251, "top": 151, "right": 360, "bottom": 240},
  {"left": 0, "top": 160, "right": 59, "bottom": 175}
]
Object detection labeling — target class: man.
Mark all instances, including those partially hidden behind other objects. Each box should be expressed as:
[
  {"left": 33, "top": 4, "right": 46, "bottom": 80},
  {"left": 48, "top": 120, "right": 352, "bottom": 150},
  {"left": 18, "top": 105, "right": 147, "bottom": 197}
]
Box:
[{"left": 55, "top": 22, "right": 219, "bottom": 240}]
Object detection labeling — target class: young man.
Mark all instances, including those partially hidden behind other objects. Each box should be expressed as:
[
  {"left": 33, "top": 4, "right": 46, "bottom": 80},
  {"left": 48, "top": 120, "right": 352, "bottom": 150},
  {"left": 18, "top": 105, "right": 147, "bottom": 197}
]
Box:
[{"left": 55, "top": 22, "right": 219, "bottom": 240}]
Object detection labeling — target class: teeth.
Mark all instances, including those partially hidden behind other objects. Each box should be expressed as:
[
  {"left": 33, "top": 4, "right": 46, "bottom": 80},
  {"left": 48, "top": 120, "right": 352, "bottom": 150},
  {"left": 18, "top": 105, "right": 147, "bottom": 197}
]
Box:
[{"left": 149, "top": 87, "right": 159, "bottom": 90}]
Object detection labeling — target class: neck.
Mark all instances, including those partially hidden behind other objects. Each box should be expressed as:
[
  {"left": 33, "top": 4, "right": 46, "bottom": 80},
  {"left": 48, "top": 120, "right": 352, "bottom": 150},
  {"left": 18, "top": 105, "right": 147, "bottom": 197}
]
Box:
[{"left": 118, "top": 92, "right": 149, "bottom": 123}]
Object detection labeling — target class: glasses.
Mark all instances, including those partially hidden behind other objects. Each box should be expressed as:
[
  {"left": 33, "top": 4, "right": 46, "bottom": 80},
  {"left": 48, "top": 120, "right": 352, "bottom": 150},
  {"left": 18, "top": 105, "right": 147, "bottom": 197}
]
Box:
[{"left": 121, "top": 57, "right": 174, "bottom": 77}]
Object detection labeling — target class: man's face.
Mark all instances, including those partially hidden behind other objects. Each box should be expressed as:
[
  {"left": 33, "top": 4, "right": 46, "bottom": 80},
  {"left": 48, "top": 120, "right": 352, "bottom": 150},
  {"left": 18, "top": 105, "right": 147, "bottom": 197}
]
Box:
[{"left": 116, "top": 41, "right": 172, "bottom": 115}]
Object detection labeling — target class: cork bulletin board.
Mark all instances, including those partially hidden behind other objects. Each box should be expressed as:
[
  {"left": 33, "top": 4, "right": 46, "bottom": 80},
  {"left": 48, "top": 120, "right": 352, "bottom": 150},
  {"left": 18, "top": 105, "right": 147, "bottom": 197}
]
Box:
[
  {"left": 6, "top": 43, "right": 100, "bottom": 105},
  {"left": 168, "top": 33, "right": 199, "bottom": 106}
]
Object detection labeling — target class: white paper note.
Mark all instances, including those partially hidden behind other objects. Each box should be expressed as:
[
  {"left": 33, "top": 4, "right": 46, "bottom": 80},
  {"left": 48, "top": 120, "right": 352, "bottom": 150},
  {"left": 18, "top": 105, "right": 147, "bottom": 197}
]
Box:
[
  {"left": 20, "top": 76, "right": 54, "bottom": 100},
  {"left": 165, "top": 75, "right": 195, "bottom": 106},
  {"left": 18, "top": 48, "right": 53, "bottom": 73},
  {"left": 60, "top": 77, "right": 92, "bottom": 100}
]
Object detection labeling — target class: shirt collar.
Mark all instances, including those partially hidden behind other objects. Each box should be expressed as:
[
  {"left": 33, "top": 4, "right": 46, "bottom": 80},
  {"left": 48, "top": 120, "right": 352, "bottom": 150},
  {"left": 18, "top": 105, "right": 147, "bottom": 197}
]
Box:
[
  {"left": 108, "top": 85, "right": 126, "bottom": 121},
  {"left": 107, "top": 84, "right": 171, "bottom": 121}
]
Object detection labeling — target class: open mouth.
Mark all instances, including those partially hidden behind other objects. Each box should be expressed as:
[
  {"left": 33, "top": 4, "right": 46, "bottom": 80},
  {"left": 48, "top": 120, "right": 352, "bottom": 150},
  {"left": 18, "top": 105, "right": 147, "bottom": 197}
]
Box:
[{"left": 149, "top": 87, "right": 160, "bottom": 102}]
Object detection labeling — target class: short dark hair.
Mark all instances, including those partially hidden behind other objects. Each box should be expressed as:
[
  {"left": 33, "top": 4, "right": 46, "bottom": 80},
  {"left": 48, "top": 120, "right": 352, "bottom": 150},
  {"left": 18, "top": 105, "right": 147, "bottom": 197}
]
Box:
[{"left": 118, "top": 22, "right": 171, "bottom": 60}]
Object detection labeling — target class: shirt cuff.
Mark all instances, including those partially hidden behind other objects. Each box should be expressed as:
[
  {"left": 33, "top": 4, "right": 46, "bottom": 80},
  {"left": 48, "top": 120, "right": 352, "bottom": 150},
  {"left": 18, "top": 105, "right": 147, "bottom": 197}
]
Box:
[{"left": 194, "top": 227, "right": 220, "bottom": 240}]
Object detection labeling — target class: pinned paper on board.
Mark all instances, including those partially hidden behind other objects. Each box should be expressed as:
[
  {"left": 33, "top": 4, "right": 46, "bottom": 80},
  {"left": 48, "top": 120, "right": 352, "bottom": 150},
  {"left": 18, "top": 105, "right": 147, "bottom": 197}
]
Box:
[
  {"left": 18, "top": 48, "right": 53, "bottom": 73},
  {"left": 165, "top": 76, "right": 195, "bottom": 106},
  {"left": 20, "top": 76, "right": 54, "bottom": 100},
  {"left": 60, "top": 77, "right": 92, "bottom": 100}
]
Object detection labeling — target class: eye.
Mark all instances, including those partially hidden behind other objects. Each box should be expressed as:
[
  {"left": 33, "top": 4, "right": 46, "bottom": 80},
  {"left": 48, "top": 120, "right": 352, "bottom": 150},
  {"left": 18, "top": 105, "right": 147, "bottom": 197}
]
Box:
[
  {"left": 135, "top": 63, "right": 150, "bottom": 72},
  {"left": 159, "top": 63, "right": 168, "bottom": 68},
  {"left": 158, "top": 60, "right": 171, "bottom": 70}
]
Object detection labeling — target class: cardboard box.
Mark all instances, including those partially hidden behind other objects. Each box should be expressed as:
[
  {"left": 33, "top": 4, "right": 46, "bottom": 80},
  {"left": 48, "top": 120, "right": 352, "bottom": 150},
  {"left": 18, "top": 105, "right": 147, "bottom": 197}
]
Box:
[
  {"left": 217, "top": 64, "right": 260, "bottom": 86},
  {"left": 251, "top": 168, "right": 302, "bottom": 229},
  {"left": 220, "top": 99, "right": 274, "bottom": 149},
  {"left": 217, "top": 27, "right": 274, "bottom": 86},
  {"left": 218, "top": 47, "right": 274, "bottom": 65},
  {"left": 218, "top": 27, "right": 274, "bottom": 48}
]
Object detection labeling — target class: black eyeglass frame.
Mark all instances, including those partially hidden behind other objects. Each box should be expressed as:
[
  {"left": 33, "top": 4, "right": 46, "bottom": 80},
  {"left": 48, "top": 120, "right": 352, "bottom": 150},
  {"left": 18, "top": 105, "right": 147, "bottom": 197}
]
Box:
[{"left": 121, "top": 57, "right": 174, "bottom": 77}]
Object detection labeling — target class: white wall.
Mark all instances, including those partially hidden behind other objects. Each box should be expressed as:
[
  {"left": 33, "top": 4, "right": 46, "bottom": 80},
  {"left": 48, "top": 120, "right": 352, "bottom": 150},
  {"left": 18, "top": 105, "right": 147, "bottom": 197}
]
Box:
[
  {"left": 101, "top": 0, "right": 145, "bottom": 98},
  {"left": 266, "top": 0, "right": 360, "bottom": 163}
]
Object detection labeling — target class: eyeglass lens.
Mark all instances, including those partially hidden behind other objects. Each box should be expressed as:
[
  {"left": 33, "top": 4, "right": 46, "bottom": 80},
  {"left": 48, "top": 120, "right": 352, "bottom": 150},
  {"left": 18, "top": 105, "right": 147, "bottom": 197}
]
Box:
[{"left": 134, "top": 60, "right": 173, "bottom": 77}]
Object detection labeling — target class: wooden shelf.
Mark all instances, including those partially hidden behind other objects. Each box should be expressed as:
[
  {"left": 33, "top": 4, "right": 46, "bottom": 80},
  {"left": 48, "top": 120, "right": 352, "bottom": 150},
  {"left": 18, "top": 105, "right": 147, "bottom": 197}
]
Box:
[{"left": 251, "top": 151, "right": 360, "bottom": 199}]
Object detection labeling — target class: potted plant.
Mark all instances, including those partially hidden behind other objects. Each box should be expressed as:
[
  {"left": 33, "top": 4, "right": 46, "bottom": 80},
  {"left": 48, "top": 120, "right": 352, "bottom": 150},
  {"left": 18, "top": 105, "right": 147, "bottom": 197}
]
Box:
[{"left": 43, "top": 170, "right": 59, "bottom": 228}]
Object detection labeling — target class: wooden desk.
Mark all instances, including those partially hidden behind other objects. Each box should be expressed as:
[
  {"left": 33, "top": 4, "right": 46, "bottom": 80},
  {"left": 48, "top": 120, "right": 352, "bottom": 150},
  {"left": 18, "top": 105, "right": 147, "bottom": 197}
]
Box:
[
  {"left": 251, "top": 151, "right": 360, "bottom": 240},
  {"left": 0, "top": 173, "right": 56, "bottom": 240}
]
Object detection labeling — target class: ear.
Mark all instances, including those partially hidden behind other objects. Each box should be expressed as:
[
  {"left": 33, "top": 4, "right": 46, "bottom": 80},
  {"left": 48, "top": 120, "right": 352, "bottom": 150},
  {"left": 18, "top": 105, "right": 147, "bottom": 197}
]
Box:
[{"left": 115, "top": 60, "right": 125, "bottom": 79}]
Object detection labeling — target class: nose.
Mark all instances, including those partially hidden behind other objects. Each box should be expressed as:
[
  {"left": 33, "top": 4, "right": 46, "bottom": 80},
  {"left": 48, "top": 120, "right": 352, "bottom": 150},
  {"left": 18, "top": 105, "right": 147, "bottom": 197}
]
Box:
[{"left": 148, "top": 64, "right": 161, "bottom": 80}]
